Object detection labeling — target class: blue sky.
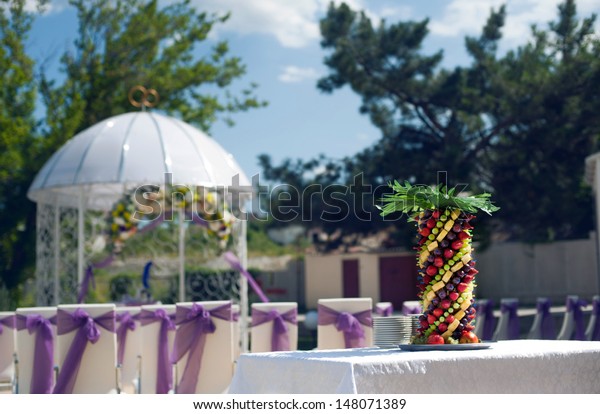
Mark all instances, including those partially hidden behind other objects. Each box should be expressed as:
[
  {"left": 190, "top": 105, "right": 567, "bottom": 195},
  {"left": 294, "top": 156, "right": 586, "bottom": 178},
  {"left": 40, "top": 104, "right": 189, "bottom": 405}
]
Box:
[{"left": 26, "top": 0, "right": 600, "bottom": 179}]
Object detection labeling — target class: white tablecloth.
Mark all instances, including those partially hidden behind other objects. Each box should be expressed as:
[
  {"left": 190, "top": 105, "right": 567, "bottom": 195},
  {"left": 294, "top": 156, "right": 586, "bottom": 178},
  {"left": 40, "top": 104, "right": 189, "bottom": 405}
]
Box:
[{"left": 229, "top": 340, "right": 600, "bottom": 393}]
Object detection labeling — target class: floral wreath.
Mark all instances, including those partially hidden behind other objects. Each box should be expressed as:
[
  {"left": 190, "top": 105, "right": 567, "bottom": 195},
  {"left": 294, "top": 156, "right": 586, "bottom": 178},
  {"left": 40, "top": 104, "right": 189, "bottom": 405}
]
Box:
[{"left": 106, "top": 184, "right": 235, "bottom": 253}]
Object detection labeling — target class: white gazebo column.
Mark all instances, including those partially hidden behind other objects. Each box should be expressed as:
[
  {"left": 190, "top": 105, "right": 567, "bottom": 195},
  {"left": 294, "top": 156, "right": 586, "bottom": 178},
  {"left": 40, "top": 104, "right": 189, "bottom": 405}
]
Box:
[
  {"left": 238, "top": 219, "right": 249, "bottom": 352},
  {"left": 179, "top": 206, "right": 186, "bottom": 302},
  {"left": 77, "top": 190, "right": 86, "bottom": 286},
  {"left": 53, "top": 202, "right": 61, "bottom": 305}
]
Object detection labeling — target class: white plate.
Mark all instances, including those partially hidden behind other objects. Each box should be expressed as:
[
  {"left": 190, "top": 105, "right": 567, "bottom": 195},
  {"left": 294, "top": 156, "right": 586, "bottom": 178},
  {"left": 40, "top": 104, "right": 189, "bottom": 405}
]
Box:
[{"left": 398, "top": 342, "right": 495, "bottom": 351}]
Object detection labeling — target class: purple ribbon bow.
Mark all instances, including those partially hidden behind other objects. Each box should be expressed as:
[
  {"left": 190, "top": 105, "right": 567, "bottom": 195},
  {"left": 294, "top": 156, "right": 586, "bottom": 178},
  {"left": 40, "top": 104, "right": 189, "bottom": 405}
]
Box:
[
  {"left": 0, "top": 314, "right": 16, "bottom": 335},
  {"left": 566, "top": 297, "right": 587, "bottom": 341},
  {"left": 590, "top": 297, "right": 600, "bottom": 341},
  {"left": 501, "top": 300, "right": 520, "bottom": 340},
  {"left": 317, "top": 304, "right": 372, "bottom": 348},
  {"left": 537, "top": 298, "right": 556, "bottom": 340},
  {"left": 476, "top": 300, "right": 496, "bottom": 341},
  {"left": 16, "top": 314, "right": 56, "bottom": 394},
  {"left": 171, "top": 303, "right": 232, "bottom": 394},
  {"left": 77, "top": 255, "right": 114, "bottom": 304},
  {"left": 139, "top": 308, "right": 176, "bottom": 394},
  {"left": 251, "top": 308, "right": 297, "bottom": 352},
  {"left": 116, "top": 312, "right": 139, "bottom": 366},
  {"left": 53, "top": 308, "right": 116, "bottom": 394},
  {"left": 377, "top": 304, "right": 394, "bottom": 316},
  {"left": 223, "top": 251, "right": 269, "bottom": 303}
]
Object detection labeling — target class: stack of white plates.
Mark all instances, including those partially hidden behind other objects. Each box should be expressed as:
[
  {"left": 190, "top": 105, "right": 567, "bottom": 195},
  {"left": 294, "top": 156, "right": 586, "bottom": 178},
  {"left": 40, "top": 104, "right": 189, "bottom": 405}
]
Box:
[{"left": 373, "top": 315, "right": 418, "bottom": 348}]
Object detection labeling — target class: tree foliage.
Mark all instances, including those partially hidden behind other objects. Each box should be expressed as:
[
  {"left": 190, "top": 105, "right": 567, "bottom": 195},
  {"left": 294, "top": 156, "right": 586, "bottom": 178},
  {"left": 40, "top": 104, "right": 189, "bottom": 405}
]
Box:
[
  {"left": 259, "top": 0, "right": 600, "bottom": 248},
  {"left": 0, "top": 0, "right": 265, "bottom": 293}
]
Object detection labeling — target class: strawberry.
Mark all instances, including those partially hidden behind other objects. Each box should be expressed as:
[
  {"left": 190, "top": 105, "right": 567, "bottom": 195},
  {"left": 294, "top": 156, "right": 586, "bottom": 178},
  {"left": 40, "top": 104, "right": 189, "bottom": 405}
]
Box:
[
  {"left": 445, "top": 315, "right": 455, "bottom": 324},
  {"left": 426, "top": 266, "right": 438, "bottom": 276},
  {"left": 449, "top": 292, "right": 459, "bottom": 301},
  {"left": 457, "top": 282, "right": 469, "bottom": 293},
  {"left": 451, "top": 240, "right": 463, "bottom": 250},
  {"left": 434, "top": 257, "right": 444, "bottom": 267},
  {"left": 458, "top": 231, "right": 470, "bottom": 240},
  {"left": 443, "top": 249, "right": 454, "bottom": 259},
  {"left": 420, "top": 227, "right": 431, "bottom": 237},
  {"left": 432, "top": 210, "right": 440, "bottom": 219},
  {"left": 426, "top": 218, "right": 436, "bottom": 229},
  {"left": 438, "top": 323, "right": 448, "bottom": 332},
  {"left": 441, "top": 299, "right": 451, "bottom": 309},
  {"left": 433, "top": 308, "right": 444, "bottom": 318},
  {"left": 427, "top": 314, "right": 437, "bottom": 324}
]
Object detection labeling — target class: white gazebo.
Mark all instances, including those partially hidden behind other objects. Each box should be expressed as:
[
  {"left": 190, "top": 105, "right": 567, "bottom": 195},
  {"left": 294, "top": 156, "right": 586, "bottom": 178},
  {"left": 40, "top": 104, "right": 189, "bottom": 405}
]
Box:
[{"left": 27, "top": 111, "right": 252, "bottom": 346}]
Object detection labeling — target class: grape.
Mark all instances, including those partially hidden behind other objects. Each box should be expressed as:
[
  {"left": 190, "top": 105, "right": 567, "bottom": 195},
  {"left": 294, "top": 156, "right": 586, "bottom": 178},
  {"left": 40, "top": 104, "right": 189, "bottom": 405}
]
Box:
[
  {"left": 419, "top": 314, "right": 426, "bottom": 321},
  {"left": 431, "top": 298, "right": 440, "bottom": 306},
  {"left": 446, "top": 232, "right": 457, "bottom": 240},
  {"left": 438, "top": 290, "right": 447, "bottom": 299},
  {"left": 440, "top": 240, "right": 449, "bottom": 248},
  {"left": 452, "top": 276, "right": 461, "bottom": 285},
  {"left": 427, "top": 255, "right": 435, "bottom": 263},
  {"left": 433, "top": 248, "right": 442, "bottom": 256},
  {"left": 457, "top": 323, "right": 465, "bottom": 331},
  {"left": 446, "top": 283, "right": 455, "bottom": 291},
  {"left": 452, "top": 224, "right": 462, "bottom": 233}
]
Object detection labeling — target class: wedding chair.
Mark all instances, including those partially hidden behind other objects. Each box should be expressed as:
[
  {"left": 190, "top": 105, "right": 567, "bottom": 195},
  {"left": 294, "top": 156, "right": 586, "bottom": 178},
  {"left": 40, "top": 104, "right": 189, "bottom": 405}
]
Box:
[
  {"left": 585, "top": 295, "right": 600, "bottom": 341},
  {"left": 400, "top": 300, "right": 420, "bottom": 315},
  {"left": 171, "top": 301, "right": 234, "bottom": 393},
  {"left": 15, "top": 306, "right": 57, "bottom": 393},
  {"left": 317, "top": 298, "right": 373, "bottom": 350},
  {"left": 492, "top": 298, "right": 520, "bottom": 341},
  {"left": 556, "top": 295, "right": 587, "bottom": 341},
  {"left": 251, "top": 302, "right": 297, "bottom": 353},
  {"left": 53, "top": 303, "right": 118, "bottom": 393},
  {"left": 232, "top": 304, "right": 241, "bottom": 360},
  {"left": 375, "top": 302, "right": 393, "bottom": 316},
  {"left": 473, "top": 299, "right": 496, "bottom": 341},
  {"left": 0, "top": 312, "right": 16, "bottom": 393},
  {"left": 116, "top": 306, "right": 142, "bottom": 393},
  {"left": 139, "top": 304, "right": 176, "bottom": 394},
  {"left": 527, "top": 297, "right": 556, "bottom": 340}
]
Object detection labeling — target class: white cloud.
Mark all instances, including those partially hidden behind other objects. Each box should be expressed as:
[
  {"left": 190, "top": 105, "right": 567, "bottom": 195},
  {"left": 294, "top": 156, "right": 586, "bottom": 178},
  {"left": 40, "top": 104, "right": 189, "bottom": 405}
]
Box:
[
  {"left": 194, "top": 0, "right": 389, "bottom": 48},
  {"left": 430, "top": 0, "right": 600, "bottom": 47},
  {"left": 278, "top": 65, "right": 320, "bottom": 83}
]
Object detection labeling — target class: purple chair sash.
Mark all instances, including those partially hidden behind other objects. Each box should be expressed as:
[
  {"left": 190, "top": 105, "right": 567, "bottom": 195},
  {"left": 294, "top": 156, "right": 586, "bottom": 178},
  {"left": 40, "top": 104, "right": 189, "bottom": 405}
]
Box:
[
  {"left": 53, "top": 308, "right": 116, "bottom": 394},
  {"left": 501, "top": 301, "right": 520, "bottom": 340},
  {"left": 566, "top": 297, "right": 587, "bottom": 341},
  {"left": 537, "top": 298, "right": 556, "bottom": 340},
  {"left": 16, "top": 314, "right": 56, "bottom": 394},
  {"left": 377, "top": 304, "right": 394, "bottom": 316},
  {"left": 477, "top": 300, "right": 496, "bottom": 341},
  {"left": 251, "top": 308, "right": 297, "bottom": 352},
  {"left": 232, "top": 310, "right": 240, "bottom": 322},
  {"left": 317, "top": 304, "right": 372, "bottom": 348},
  {"left": 139, "top": 308, "right": 176, "bottom": 394},
  {"left": 401, "top": 303, "right": 419, "bottom": 316},
  {"left": 116, "top": 312, "right": 139, "bottom": 366},
  {"left": 0, "top": 314, "right": 16, "bottom": 334},
  {"left": 170, "top": 302, "right": 232, "bottom": 394},
  {"left": 223, "top": 251, "right": 270, "bottom": 303},
  {"left": 591, "top": 297, "right": 600, "bottom": 341}
]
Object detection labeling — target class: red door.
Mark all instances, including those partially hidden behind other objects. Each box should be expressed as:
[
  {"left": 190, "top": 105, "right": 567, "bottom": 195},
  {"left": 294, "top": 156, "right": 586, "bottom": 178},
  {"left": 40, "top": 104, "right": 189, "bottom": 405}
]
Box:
[
  {"left": 342, "top": 259, "right": 360, "bottom": 297},
  {"left": 379, "top": 256, "right": 418, "bottom": 309}
]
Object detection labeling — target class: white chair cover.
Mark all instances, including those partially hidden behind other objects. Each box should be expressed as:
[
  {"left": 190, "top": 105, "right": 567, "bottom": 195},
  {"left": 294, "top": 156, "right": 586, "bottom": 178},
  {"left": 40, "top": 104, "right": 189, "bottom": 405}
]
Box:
[
  {"left": 172, "top": 301, "right": 234, "bottom": 393},
  {"left": 15, "top": 306, "right": 57, "bottom": 394},
  {"left": 0, "top": 311, "right": 16, "bottom": 387},
  {"left": 492, "top": 298, "right": 520, "bottom": 341},
  {"left": 55, "top": 303, "right": 117, "bottom": 393},
  {"left": 251, "top": 302, "right": 298, "bottom": 353},
  {"left": 139, "top": 304, "right": 176, "bottom": 394},
  {"left": 116, "top": 306, "right": 142, "bottom": 394},
  {"left": 585, "top": 295, "right": 600, "bottom": 341},
  {"left": 557, "top": 295, "right": 586, "bottom": 341},
  {"left": 317, "top": 298, "right": 373, "bottom": 350}
]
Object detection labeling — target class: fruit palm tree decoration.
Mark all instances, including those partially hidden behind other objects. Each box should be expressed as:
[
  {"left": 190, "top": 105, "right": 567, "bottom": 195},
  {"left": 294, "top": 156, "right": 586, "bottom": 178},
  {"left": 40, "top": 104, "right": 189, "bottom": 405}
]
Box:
[{"left": 380, "top": 181, "right": 499, "bottom": 344}]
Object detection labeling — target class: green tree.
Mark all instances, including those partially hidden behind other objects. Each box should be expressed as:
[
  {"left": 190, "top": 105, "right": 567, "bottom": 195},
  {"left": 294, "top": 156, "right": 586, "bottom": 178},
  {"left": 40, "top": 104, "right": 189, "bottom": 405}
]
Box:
[
  {"left": 259, "top": 0, "right": 600, "bottom": 247},
  {"left": 0, "top": 0, "right": 266, "bottom": 299},
  {"left": 0, "top": 0, "right": 42, "bottom": 294}
]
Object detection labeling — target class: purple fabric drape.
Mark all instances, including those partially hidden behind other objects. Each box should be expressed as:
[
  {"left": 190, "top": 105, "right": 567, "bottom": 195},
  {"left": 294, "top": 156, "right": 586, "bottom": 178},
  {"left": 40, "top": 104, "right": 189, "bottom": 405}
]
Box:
[
  {"left": 53, "top": 308, "right": 116, "bottom": 394},
  {"left": 223, "top": 251, "right": 269, "bottom": 303},
  {"left": 251, "top": 308, "right": 297, "bottom": 352},
  {"left": 537, "top": 298, "right": 556, "bottom": 340},
  {"left": 0, "top": 314, "right": 16, "bottom": 334},
  {"left": 590, "top": 297, "right": 600, "bottom": 341},
  {"left": 16, "top": 314, "right": 55, "bottom": 394},
  {"left": 566, "top": 296, "right": 587, "bottom": 341},
  {"left": 501, "top": 300, "right": 520, "bottom": 340},
  {"left": 171, "top": 303, "right": 232, "bottom": 394},
  {"left": 77, "top": 255, "right": 114, "bottom": 304},
  {"left": 317, "top": 304, "right": 372, "bottom": 348},
  {"left": 232, "top": 309, "right": 240, "bottom": 322},
  {"left": 139, "top": 308, "right": 176, "bottom": 394},
  {"left": 116, "top": 312, "right": 139, "bottom": 365}
]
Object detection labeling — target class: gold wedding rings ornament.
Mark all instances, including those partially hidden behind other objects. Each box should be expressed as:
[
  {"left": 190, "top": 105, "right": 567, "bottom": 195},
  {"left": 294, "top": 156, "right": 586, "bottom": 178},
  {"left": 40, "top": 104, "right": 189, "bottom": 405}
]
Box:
[{"left": 128, "top": 85, "right": 160, "bottom": 108}]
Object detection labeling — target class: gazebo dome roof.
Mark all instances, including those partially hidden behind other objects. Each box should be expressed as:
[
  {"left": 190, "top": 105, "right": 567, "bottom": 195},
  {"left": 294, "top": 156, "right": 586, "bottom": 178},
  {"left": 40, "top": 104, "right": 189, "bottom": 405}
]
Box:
[{"left": 28, "top": 111, "right": 250, "bottom": 209}]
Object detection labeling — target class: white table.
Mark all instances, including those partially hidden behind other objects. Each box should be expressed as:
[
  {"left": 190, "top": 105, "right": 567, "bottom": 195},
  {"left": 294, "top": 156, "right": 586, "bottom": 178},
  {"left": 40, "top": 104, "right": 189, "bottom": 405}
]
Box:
[{"left": 229, "top": 340, "right": 600, "bottom": 393}]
